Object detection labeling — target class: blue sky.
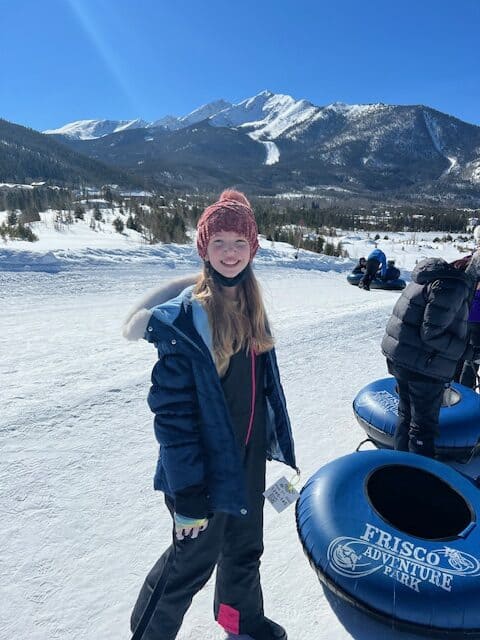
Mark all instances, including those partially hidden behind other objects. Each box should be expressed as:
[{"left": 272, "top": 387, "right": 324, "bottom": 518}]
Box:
[{"left": 1, "top": 0, "right": 479, "bottom": 131}]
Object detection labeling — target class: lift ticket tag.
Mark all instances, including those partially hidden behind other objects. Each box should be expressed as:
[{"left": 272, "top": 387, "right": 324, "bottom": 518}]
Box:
[{"left": 263, "top": 476, "right": 300, "bottom": 513}]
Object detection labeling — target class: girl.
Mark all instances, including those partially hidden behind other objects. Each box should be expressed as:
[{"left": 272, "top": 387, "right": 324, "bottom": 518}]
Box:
[{"left": 124, "top": 190, "right": 297, "bottom": 640}]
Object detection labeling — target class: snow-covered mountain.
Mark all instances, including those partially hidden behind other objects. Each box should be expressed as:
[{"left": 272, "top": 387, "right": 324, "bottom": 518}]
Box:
[
  {"left": 210, "top": 90, "right": 319, "bottom": 138},
  {"left": 43, "top": 92, "right": 322, "bottom": 141},
  {"left": 152, "top": 99, "right": 232, "bottom": 130},
  {"left": 30, "top": 91, "right": 480, "bottom": 202},
  {"left": 43, "top": 118, "right": 149, "bottom": 140},
  {"left": 43, "top": 102, "right": 235, "bottom": 139}
]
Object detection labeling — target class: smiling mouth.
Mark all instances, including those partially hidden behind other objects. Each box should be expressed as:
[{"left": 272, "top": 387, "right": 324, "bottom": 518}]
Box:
[{"left": 221, "top": 261, "right": 241, "bottom": 267}]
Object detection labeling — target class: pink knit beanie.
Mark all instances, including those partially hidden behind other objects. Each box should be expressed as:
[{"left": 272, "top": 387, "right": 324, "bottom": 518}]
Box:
[{"left": 196, "top": 190, "right": 259, "bottom": 260}]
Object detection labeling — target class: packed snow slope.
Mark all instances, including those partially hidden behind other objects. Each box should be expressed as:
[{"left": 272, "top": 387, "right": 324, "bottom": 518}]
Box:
[{"left": 1, "top": 237, "right": 479, "bottom": 640}]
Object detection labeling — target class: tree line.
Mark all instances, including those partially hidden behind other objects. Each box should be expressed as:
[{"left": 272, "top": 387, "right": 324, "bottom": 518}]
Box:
[{"left": 1, "top": 185, "right": 476, "bottom": 254}]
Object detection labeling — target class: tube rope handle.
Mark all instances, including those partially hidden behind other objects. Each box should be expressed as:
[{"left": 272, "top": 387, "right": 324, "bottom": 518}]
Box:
[{"left": 356, "top": 438, "right": 377, "bottom": 452}]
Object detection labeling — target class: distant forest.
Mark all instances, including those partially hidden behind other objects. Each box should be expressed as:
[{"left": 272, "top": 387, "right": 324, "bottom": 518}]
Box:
[
  {"left": 253, "top": 199, "right": 473, "bottom": 234},
  {"left": 1, "top": 185, "right": 476, "bottom": 253}
]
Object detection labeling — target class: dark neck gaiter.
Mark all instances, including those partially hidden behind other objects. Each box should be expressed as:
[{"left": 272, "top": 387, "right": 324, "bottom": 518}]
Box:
[{"left": 208, "top": 263, "right": 249, "bottom": 287}]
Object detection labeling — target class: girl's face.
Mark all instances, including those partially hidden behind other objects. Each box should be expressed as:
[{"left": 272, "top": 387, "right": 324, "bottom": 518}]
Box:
[{"left": 206, "top": 230, "right": 251, "bottom": 277}]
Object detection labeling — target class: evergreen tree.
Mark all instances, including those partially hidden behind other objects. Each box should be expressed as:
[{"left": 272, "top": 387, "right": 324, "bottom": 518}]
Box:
[
  {"left": 113, "top": 217, "right": 124, "bottom": 233},
  {"left": 74, "top": 205, "right": 85, "bottom": 220},
  {"left": 7, "top": 210, "right": 17, "bottom": 225},
  {"left": 93, "top": 203, "right": 102, "bottom": 221},
  {"left": 126, "top": 214, "right": 140, "bottom": 231}
]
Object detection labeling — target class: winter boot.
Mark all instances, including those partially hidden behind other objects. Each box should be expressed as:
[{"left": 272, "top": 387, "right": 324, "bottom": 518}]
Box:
[
  {"left": 358, "top": 279, "right": 369, "bottom": 291},
  {"left": 227, "top": 616, "right": 287, "bottom": 640}
]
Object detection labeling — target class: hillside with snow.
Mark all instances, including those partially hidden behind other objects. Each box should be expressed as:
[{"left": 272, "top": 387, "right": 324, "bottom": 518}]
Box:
[
  {"left": 0, "top": 118, "right": 143, "bottom": 188},
  {"left": 0, "top": 204, "right": 475, "bottom": 274}
]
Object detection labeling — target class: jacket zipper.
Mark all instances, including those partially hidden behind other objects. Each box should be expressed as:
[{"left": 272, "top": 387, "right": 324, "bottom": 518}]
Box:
[{"left": 245, "top": 350, "right": 256, "bottom": 445}]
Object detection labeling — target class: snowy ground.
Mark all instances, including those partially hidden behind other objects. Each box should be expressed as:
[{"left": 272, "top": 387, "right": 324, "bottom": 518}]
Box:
[{"left": 1, "top": 234, "right": 479, "bottom": 640}]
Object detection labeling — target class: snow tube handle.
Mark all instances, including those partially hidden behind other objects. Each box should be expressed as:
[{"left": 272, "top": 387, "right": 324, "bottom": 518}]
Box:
[
  {"left": 458, "top": 521, "right": 476, "bottom": 539},
  {"left": 356, "top": 438, "right": 377, "bottom": 452}
]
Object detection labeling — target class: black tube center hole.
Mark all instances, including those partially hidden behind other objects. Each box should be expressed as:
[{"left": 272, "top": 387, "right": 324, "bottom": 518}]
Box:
[{"left": 367, "top": 465, "right": 472, "bottom": 539}]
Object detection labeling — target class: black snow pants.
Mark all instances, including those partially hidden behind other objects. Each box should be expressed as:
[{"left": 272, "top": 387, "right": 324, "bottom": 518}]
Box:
[
  {"left": 388, "top": 361, "right": 444, "bottom": 458},
  {"left": 360, "top": 257, "right": 380, "bottom": 289},
  {"left": 130, "top": 452, "right": 266, "bottom": 640},
  {"left": 458, "top": 324, "right": 480, "bottom": 388}
]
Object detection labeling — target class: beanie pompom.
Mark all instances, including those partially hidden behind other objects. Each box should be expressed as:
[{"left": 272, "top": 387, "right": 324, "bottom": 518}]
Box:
[{"left": 219, "top": 189, "right": 250, "bottom": 208}]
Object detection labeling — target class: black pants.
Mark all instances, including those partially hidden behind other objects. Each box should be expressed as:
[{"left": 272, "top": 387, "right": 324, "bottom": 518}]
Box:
[
  {"left": 130, "top": 456, "right": 266, "bottom": 639},
  {"left": 459, "top": 361, "right": 479, "bottom": 388},
  {"left": 360, "top": 258, "right": 380, "bottom": 289},
  {"left": 388, "top": 362, "right": 444, "bottom": 458},
  {"left": 457, "top": 324, "right": 480, "bottom": 389}
]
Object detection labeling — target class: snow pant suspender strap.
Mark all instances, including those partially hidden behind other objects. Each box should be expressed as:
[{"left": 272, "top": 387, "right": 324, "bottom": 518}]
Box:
[{"left": 130, "top": 547, "right": 176, "bottom": 640}]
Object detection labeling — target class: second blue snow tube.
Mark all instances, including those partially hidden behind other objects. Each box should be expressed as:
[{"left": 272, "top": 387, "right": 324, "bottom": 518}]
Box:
[
  {"left": 347, "top": 272, "right": 406, "bottom": 290},
  {"left": 353, "top": 377, "right": 480, "bottom": 459},
  {"left": 296, "top": 449, "right": 480, "bottom": 637}
]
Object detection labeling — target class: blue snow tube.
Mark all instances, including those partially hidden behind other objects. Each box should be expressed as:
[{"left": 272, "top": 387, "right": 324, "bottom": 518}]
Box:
[
  {"left": 347, "top": 272, "right": 406, "bottom": 290},
  {"left": 296, "top": 449, "right": 480, "bottom": 637},
  {"left": 353, "top": 377, "right": 480, "bottom": 460}
]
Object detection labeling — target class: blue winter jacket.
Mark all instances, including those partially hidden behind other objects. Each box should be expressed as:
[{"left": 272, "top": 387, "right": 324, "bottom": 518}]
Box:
[
  {"left": 368, "top": 248, "right": 387, "bottom": 278},
  {"left": 144, "top": 286, "right": 297, "bottom": 518}
]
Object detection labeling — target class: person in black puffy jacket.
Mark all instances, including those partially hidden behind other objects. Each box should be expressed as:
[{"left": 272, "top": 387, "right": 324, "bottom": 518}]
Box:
[{"left": 381, "top": 254, "right": 480, "bottom": 457}]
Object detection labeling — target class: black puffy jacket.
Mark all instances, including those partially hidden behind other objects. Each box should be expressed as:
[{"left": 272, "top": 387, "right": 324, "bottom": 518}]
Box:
[{"left": 381, "top": 258, "right": 476, "bottom": 381}]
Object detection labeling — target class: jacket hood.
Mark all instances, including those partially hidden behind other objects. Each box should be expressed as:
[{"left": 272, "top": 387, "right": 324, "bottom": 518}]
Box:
[
  {"left": 122, "top": 274, "right": 199, "bottom": 341},
  {"left": 412, "top": 258, "right": 470, "bottom": 286}
]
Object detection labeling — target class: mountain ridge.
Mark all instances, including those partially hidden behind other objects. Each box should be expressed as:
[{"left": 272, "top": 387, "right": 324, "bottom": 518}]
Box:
[
  {"left": 44, "top": 94, "right": 480, "bottom": 203},
  {"left": 5, "top": 91, "right": 480, "bottom": 203},
  {"left": 0, "top": 118, "right": 146, "bottom": 188}
]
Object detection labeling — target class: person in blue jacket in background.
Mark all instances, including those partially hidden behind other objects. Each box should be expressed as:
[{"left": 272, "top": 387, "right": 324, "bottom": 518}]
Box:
[
  {"left": 124, "top": 190, "right": 297, "bottom": 640},
  {"left": 359, "top": 248, "right": 387, "bottom": 290}
]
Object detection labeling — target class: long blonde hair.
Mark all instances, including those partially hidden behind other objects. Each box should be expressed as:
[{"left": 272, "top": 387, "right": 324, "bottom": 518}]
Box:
[{"left": 193, "top": 264, "right": 274, "bottom": 376}]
